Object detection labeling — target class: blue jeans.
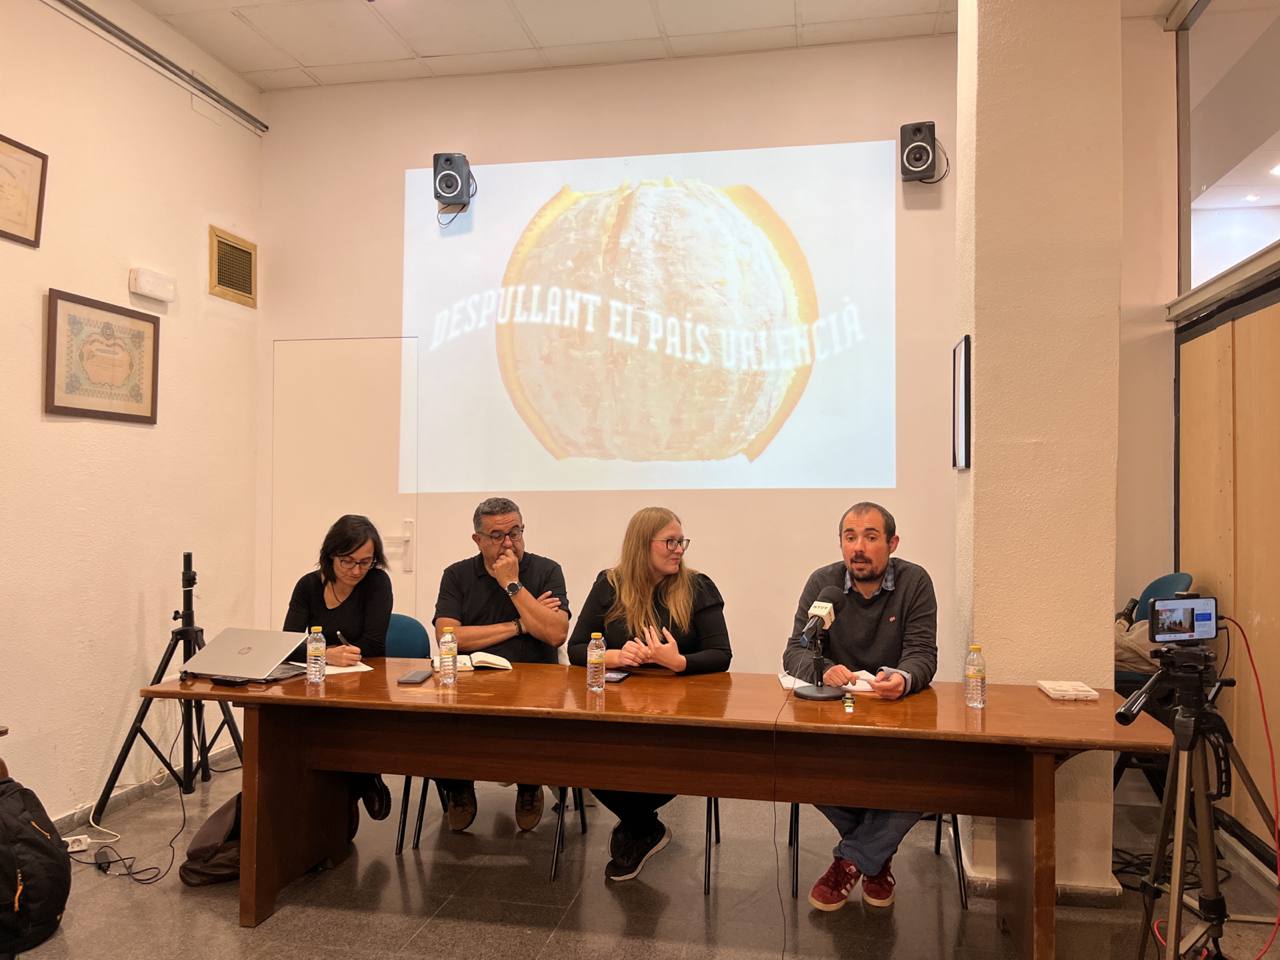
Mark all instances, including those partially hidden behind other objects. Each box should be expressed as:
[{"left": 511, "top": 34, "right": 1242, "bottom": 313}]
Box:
[{"left": 816, "top": 805, "right": 921, "bottom": 876}]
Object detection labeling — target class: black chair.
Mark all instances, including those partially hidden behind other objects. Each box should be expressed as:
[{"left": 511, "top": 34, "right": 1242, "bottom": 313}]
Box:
[
  {"left": 703, "top": 797, "right": 721, "bottom": 895},
  {"left": 548, "top": 792, "right": 721, "bottom": 887},
  {"left": 549, "top": 787, "right": 590, "bottom": 880},
  {"left": 385, "top": 614, "right": 440, "bottom": 857},
  {"left": 787, "top": 804, "right": 967, "bottom": 909}
]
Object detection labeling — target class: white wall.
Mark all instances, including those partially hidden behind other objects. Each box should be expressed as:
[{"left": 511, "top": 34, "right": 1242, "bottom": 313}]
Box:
[
  {"left": 0, "top": 0, "right": 261, "bottom": 820},
  {"left": 253, "top": 39, "right": 959, "bottom": 678},
  {"left": 1118, "top": 20, "right": 1178, "bottom": 606}
]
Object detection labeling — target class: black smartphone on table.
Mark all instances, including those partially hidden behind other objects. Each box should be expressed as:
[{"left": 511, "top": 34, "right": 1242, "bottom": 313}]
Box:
[{"left": 397, "top": 668, "right": 433, "bottom": 685}]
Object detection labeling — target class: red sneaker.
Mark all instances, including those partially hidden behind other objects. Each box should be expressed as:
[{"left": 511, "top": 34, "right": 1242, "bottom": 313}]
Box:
[
  {"left": 861, "top": 858, "right": 896, "bottom": 907},
  {"left": 808, "top": 857, "right": 861, "bottom": 911}
]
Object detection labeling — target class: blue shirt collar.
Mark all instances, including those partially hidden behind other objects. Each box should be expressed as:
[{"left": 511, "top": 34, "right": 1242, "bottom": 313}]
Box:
[{"left": 844, "top": 560, "right": 895, "bottom": 599}]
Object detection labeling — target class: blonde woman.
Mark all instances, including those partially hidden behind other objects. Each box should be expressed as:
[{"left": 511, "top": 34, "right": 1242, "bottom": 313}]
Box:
[{"left": 567, "top": 506, "right": 731, "bottom": 881}]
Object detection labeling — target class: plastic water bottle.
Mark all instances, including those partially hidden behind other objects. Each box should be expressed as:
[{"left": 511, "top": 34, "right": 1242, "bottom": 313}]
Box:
[
  {"left": 586, "top": 632, "right": 606, "bottom": 693},
  {"left": 439, "top": 627, "right": 458, "bottom": 686},
  {"left": 964, "top": 643, "right": 987, "bottom": 708},
  {"left": 306, "top": 626, "right": 326, "bottom": 685}
]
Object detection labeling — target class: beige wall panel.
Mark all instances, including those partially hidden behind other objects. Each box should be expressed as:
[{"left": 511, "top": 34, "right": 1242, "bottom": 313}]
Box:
[
  {"left": 1176, "top": 324, "right": 1236, "bottom": 745},
  {"left": 1178, "top": 324, "right": 1235, "bottom": 605},
  {"left": 1229, "top": 303, "right": 1280, "bottom": 841}
]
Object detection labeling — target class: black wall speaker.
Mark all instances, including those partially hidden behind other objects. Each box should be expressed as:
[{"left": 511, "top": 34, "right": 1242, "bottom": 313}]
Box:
[
  {"left": 433, "top": 153, "right": 471, "bottom": 204},
  {"left": 899, "top": 122, "right": 936, "bottom": 182}
]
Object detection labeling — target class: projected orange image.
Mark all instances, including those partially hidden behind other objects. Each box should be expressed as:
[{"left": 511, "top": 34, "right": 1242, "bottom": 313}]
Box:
[{"left": 496, "top": 178, "right": 818, "bottom": 462}]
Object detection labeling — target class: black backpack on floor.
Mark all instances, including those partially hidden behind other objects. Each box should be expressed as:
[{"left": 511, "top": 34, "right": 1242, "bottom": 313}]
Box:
[{"left": 0, "top": 778, "right": 71, "bottom": 955}]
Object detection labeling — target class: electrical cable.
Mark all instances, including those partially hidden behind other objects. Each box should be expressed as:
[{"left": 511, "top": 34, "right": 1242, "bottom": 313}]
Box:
[
  {"left": 922, "top": 139, "right": 950, "bottom": 184},
  {"left": 1221, "top": 616, "right": 1280, "bottom": 960},
  {"left": 436, "top": 174, "right": 479, "bottom": 227},
  {"left": 71, "top": 726, "right": 187, "bottom": 885}
]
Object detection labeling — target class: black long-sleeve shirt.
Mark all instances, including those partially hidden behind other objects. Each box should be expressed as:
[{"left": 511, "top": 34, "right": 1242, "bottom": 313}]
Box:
[
  {"left": 283, "top": 567, "right": 392, "bottom": 660},
  {"left": 782, "top": 557, "right": 937, "bottom": 692},
  {"left": 567, "top": 570, "right": 731, "bottom": 675}
]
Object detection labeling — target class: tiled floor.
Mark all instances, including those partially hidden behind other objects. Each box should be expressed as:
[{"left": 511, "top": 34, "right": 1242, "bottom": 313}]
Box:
[{"left": 25, "top": 770, "right": 1278, "bottom": 959}]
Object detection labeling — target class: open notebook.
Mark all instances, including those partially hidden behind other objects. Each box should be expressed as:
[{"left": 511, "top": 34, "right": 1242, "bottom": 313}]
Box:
[{"left": 429, "top": 652, "right": 512, "bottom": 672}]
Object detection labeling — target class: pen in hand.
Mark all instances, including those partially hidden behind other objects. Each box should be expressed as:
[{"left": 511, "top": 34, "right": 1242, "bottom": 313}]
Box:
[{"left": 332, "top": 631, "right": 362, "bottom": 667}]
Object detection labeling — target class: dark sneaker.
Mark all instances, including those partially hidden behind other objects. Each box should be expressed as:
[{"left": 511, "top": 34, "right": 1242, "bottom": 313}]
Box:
[
  {"left": 860, "top": 858, "right": 896, "bottom": 907},
  {"left": 604, "top": 822, "right": 671, "bottom": 882},
  {"left": 609, "top": 824, "right": 628, "bottom": 860},
  {"left": 515, "top": 784, "right": 544, "bottom": 831},
  {"left": 446, "top": 783, "right": 477, "bottom": 832},
  {"left": 808, "top": 857, "right": 861, "bottom": 912},
  {"left": 360, "top": 775, "right": 393, "bottom": 821}
]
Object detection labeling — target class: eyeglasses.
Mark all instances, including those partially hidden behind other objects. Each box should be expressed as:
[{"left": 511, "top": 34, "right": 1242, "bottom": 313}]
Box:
[
  {"left": 653, "top": 537, "right": 691, "bottom": 553},
  {"left": 335, "top": 556, "right": 376, "bottom": 572},
  {"left": 482, "top": 525, "right": 524, "bottom": 544}
]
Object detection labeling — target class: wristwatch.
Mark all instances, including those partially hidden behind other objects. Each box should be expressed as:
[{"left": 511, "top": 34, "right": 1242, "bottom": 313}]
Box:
[{"left": 506, "top": 580, "right": 523, "bottom": 598}]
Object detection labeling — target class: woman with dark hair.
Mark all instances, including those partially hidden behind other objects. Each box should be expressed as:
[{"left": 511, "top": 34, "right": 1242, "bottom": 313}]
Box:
[
  {"left": 283, "top": 514, "right": 393, "bottom": 820},
  {"left": 567, "top": 506, "right": 731, "bottom": 881},
  {"left": 284, "top": 514, "right": 392, "bottom": 664}
]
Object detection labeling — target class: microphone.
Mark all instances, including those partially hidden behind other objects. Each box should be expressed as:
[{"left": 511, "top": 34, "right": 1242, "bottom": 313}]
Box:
[{"left": 800, "top": 586, "right": 846, "bottom": 648}]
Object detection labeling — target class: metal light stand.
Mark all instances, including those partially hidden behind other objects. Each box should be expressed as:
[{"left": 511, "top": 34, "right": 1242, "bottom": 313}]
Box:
[
  {"left": 92, "top": 552, "right": 244, "bottom": 824},
  {"left": 1119, "top": 646, "right": 1277, "bottom": 960},
  {"left": 795, "top": 627, "right": 846, "bottom": 701}
]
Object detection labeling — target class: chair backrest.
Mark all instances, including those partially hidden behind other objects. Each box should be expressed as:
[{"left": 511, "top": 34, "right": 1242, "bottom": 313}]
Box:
[
  {"left": 1134, "top": 572, "right": 1194, "bottom": 622},
  {"left": 386, "top": 613, "right": 431, "bottom": 658}
]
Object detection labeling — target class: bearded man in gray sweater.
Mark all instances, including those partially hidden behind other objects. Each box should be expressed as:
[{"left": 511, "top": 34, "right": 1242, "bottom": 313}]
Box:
[{"left": 783, "top": 502, "right": 938, "bottom": 913}]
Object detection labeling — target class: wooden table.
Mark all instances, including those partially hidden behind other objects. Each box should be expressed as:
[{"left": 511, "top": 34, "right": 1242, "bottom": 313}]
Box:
[{"left": 142, "top": 662, "right": 1169, "bottom": 959}]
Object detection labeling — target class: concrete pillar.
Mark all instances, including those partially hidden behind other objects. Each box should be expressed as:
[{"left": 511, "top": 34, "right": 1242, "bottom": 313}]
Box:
[{"left": 955, "top": 0, "right": 1123, "bottom": 898}]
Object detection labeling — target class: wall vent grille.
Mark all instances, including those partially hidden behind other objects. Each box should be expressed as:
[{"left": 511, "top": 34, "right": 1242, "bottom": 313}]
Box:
[{"left": 209, "top": 226, "right": 256, "bottom": 309}]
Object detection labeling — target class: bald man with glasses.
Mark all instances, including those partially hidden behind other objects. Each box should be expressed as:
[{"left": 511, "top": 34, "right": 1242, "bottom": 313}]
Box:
[{"left": 432, "top": 497, "right": 571, "bottom": 832}]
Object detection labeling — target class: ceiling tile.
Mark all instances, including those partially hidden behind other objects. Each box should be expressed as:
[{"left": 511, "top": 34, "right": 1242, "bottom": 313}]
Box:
[
  {"left": 306, "top": 58, "right": 432, "bottom": 84},
  {"left": 800, "top": 13, "right": 939, "bottom": 43},
  {"left": 424, "top": 49, "right": 547, "bottom": 75},
  {"left": 512, "top": 0, "right": 660, "bottom": 46},
  {"left": 935, "top": 11, "right": 957, "bottom": 33},
  {"left": 242, "top": 66, "right": 319, "bottom": 90},
  {"left": 656, "top": 0, "right": 795, "bottom": 36},
  {"left": 542, "top": 37, "right": 669, "bottom": 67},
  {"left": 801, "top": 0, "right": 940, "bottom": 23},
  {"left": 371, "top": 0, "right": 533, "bottom": 56},
  {"left": 239, "top": 0, "right": 412, "bottom": 66},
  {"left": 133, "top": 0, "right": 237, "bottom": 16},
  {"left": 669, "top": 26, "right": 798, "bottom": 56},
  {"left": 163, "top": 9, "right": 295, "bottom": 72}
]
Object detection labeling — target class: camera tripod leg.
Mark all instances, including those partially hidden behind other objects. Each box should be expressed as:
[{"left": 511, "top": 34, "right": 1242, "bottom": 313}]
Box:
[
  {"left": 181, "top": 699, "right": 196, "bottom": 793},
  {"left": 1138, "top": 747, "right": 1182, "bottom": 960},
  {"left": 218, "top": 701, "right": 244, "bottom": 758},
  {"left": 193, "top": 701, "right": 212, "bottom": 783},
  {"left": 1164, "top": 749, "right": 1194, "bottom": 960},
  {"left": 1226, "top": 741, "right": 1278, "bottom": 840},
  {"left": 1167, "top": 742, "right": 1227, "bottom": 957}
]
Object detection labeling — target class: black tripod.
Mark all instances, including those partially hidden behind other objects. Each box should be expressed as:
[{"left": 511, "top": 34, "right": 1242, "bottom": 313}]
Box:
[
  {"left": 92, "top": 552, "right": 243, "bottom": 824},
  {"left": 1117, "top": 643, "right": 1276, "bottom": 959}
]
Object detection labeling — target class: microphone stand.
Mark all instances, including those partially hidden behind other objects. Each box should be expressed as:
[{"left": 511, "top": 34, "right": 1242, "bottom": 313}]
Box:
[{"left": 795, "top": 627, "right": 845, "bottom": 701}]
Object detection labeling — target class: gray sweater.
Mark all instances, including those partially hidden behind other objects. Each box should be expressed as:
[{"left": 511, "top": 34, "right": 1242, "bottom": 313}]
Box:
[{"left": 782, "top": 557, "right": 938, "bottom": 693}]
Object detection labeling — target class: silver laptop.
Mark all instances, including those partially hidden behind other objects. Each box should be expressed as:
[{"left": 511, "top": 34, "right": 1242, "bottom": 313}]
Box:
[{"left": 182, "top": 627, "right": 308, "bottom": 682}]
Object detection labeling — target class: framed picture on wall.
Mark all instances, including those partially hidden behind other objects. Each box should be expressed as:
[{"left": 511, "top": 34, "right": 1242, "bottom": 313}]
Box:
[
  {"left": 953, "top": 334, "right": 971, "bottom": 469},
  {"left": 0, "top": 133, "right": 49, "bottom": 247},
  {"left": 45, "top": 289, "right": 159, "bottom": 424}
]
